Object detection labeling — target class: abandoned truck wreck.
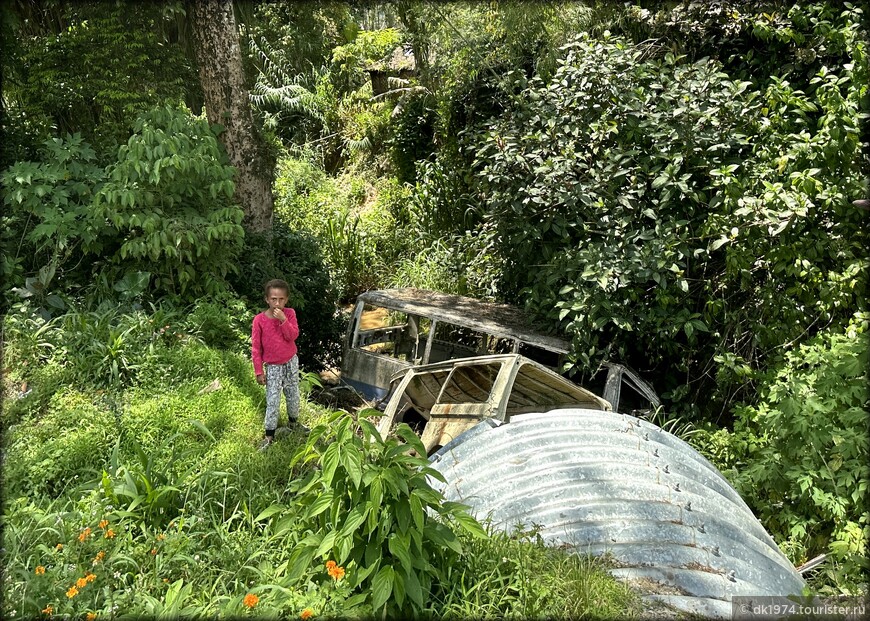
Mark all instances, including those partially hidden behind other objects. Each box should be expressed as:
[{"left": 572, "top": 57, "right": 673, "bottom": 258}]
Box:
[
  {"left": 342, "top": 288, "right": 659, "bottom": 414},
  {"left": 372, "top": 354, "right": 806, "bottom": 619}
]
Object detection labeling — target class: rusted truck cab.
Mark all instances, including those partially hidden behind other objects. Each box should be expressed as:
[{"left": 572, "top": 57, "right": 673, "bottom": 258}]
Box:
[
  {"left": 341, "top": 288, "right": 660, "bottom": 415},
  {"left": 341, "top": 288, "right": 570, "bottom": 400}
]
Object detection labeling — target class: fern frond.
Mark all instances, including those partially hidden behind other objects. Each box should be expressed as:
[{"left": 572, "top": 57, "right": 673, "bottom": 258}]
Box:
[{"left": 345, "top": 136, "right": 371, "bottom": 155}]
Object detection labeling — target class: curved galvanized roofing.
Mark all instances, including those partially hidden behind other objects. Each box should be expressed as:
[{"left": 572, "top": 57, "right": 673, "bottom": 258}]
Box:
[{"left": 427, "top": 409, "right": 805, "bottom": 619}]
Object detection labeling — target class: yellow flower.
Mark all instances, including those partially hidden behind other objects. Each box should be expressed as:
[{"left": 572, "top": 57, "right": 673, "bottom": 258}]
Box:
[
  {"left": 86, "top": 613, "right": 97, "bottom": 621},
  {"left": 243, "top": 593, "right": 259, "bottom": 609},
  {"left": 300, "top": 608, "right": 314, "bottom": 619},
  {"left": 66, "top": 585, "right": 79, "bottom": 599},
  {"left": 35, "top": 565, "right": 46, "bottom": 575},
  {"left": 105, "top": 529, "right": 115, "bottom": 539},
  {"left": 93, "top": 550, "right": 105, "bottom": 564},
  {"left": 98, "top": 519, "right": 109, "bottom": 529},
  {"left": 76, "top": 577, "right": 88, "bottom": 589},
  {"left": 78, "top": 527, "right": 92, "bottom": 542},
  {"left": 157, "top": 533, "right": 166, "bottom": 541},
  {"left": 42, "top": 604, "right": 53, "bottom": 615},
  {"left": 55, "top": 543, "right": 63, "bottom": 551},
  {"left": 86, "top": 573, "right": 97, "bottom": 583}
]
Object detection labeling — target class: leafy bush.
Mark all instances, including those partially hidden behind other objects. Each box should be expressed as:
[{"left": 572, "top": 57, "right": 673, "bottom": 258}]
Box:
[
  {"left": 1, "top": 134, "right": 108, "bottom": 309},
  {"left": 3, "top": 106, "right": 246, "bottom": 306},
  {"left": 184, "top": 294, "right": 252, "bottom": 353},
  {"left": 267, "top": 411, "right": 487, "bottom": 618},
  {"left": 2, "top": 4, "right": 193, "bottom": 161},
  {"left": 469, "top": 30, "right": 867, "bottom": 418},
  {"left": 730, "top": 315, "right": 869, "bottom": 593},
  {"left": 93, "top": 106, "right": 244, "bottom": 299}
]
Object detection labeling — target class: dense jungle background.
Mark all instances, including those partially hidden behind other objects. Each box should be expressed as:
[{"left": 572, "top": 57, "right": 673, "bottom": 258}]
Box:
[{"left": 1, "top": 1, "right": 867, "bottom": 618}]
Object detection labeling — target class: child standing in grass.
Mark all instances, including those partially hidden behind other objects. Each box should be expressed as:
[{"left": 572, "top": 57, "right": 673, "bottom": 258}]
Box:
[{"left": 252, "top": 279, "right": 301, "bottom": 450}]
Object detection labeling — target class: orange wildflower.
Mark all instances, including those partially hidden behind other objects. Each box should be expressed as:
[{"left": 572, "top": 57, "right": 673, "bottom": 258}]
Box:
[
  {"left": 66, "top": 586, "right": 79, "bottom": 598},
  {"left": 93, "top": 550, "right": 105, "bottom": 564},
  {"left": 327, "top": 565, "right": 345, "bottom": 580},
  {"left": 41, "top": 604, "right": 53, "bottom": 615},
  {"left": 105, "top": 529, "right": 115, "bottom": 539},
  {"left": 55, "top": 543, "right": 63, "bottom": 551},
  {"left": 76, "top": 577, "right": 88, "bottom": 589},
  {"left": 157, "top": 533, "right": 166, "bottom": 541},
  {"left": 150, "top": 548, "right": 158, "bottom": 555},
  {"left": 243, "top": 593, "right": 259, "bottom": 609},
  {"left": 300, "top": 608, "right": 314, "bottom": 619},
  {"left": 78, "top": 528, "right": 92, "bottom": 542},
  {"left": 98, "top": 520, "right": 109, "bottom": 529},
  {"left": 86, "top": 613, "right": 97, "bottom": 621},
  {"left": 325, "top": 560, "right": 336, "bottom": 570},
  {"left": 86, "top": 573, "right": 97, "bottom": 583},
  {"left": 35, "top": 565, "right": 46, "bottom": 575}
]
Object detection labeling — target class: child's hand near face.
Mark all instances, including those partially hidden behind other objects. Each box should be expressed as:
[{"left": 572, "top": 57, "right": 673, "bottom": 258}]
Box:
[{"left": 271, "top": 308, "right": 287, "bottom": 322}]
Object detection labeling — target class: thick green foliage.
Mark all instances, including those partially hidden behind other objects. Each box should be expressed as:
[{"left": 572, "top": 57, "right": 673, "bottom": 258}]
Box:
[
  {"left": 272, "top": 158, "right": 400, "bottom": 302},
  {"left": 275, "top": 412, "right": 487, "bottom": 617},
  {"left": 616, "top": 1, "right": 866, "bottom": 94},
  {"left": 470, "top": 29, "right": 867, "bottom": 416},
  {"left": 3, "top": 107, "right": 245, "bottom": 304},
  {"left": 1, "top": 134, "right": 108, "bottom": 308},
  {"left": 248, "top": 15, "right": 399, "bottom": 172},
  {"left": 730, "top": 316, "right": 869, "bottom": 591},
  {"left": 94, "top": 106, "right": 244, "bottom": 297},
  {"left": 1, "top": 4, "right": 193, "bottom": 163}
]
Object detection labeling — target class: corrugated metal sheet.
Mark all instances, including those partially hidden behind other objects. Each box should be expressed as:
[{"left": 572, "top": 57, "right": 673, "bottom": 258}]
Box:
[{"left": 427, "top": 409, "right": 805, "bottom": 619}]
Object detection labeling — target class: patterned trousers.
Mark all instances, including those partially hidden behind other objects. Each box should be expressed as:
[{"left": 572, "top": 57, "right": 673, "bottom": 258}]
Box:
[{"left": 264, "top": 355, "right": 299, "bottom": 431}]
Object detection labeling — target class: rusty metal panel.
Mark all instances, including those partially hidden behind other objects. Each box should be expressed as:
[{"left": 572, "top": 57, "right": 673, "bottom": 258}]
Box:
[
  {"left": 427, "top": 410, "right": 805, "bottom": 619},
  {"left": 358, "top": 289, "right": 571, "bottom": 353}
]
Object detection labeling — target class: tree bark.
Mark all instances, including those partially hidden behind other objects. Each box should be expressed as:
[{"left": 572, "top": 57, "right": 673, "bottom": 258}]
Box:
[{"left": 188, "top": 0, "right": 273, "bottom": 232}]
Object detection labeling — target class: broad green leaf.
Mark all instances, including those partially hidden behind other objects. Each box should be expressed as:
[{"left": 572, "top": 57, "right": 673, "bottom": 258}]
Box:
[
  {"left": 253, "top": 505, "right": 285, "bottom": 523},
  {"left": 370, "top": 565, "right": 395, "bottom": 611},
  {"left": 339, "top": 504, "right": 369, "bottom": 538},
  {"left": 314, "top": 530, "right": 336, "bottom": 558},
  {"left": 306, "top": 491, "right": 334, "bottom": 520},
  {"left": 409, "top": 493, "right": 424, "bottom": 533},
  {"left": 403, "top": 566, "right": 425, "bottom": 609},
  {"left": 340, "top": 448, "right": 363, "bottom": 489},
  {"left": 286, "top": 545, "right": 317, "bottom": 582},
  {"left": 395, "top": 424, "right": 426, "bottom": 456},
  {"left": 387, "top": 532, "right": 413, "bottom": 574},
  {"left": 395, "top": 498, "right": 411, "bottom": 534},
  {"left": 321, "top": 442, "right": 340, "bottom": 487}
]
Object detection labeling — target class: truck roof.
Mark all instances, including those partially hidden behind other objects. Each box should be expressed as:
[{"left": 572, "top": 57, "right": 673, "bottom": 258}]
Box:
[{"left": 357, "top": 288, "right": 571, "bottom": 354}]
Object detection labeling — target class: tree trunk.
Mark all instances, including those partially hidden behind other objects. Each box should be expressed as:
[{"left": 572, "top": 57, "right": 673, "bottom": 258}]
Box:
[{"left": 188, "top": 0, "right": 273, "bottom": 233}]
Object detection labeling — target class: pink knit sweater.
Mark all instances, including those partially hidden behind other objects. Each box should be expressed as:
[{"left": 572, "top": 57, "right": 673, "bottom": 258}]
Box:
[{"left": 251, "top": 308, "right": 299, "bottom": 375}]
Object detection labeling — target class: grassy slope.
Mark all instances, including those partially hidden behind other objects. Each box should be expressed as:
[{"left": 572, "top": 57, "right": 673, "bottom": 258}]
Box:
[{"left": 2, "top": 338, "right": 639, "bottom": 619}]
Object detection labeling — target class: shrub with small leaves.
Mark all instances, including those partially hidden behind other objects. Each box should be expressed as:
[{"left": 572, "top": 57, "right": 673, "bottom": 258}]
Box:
[{"left": 732, "top": 313, "right": 869, "bottom": 593}]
